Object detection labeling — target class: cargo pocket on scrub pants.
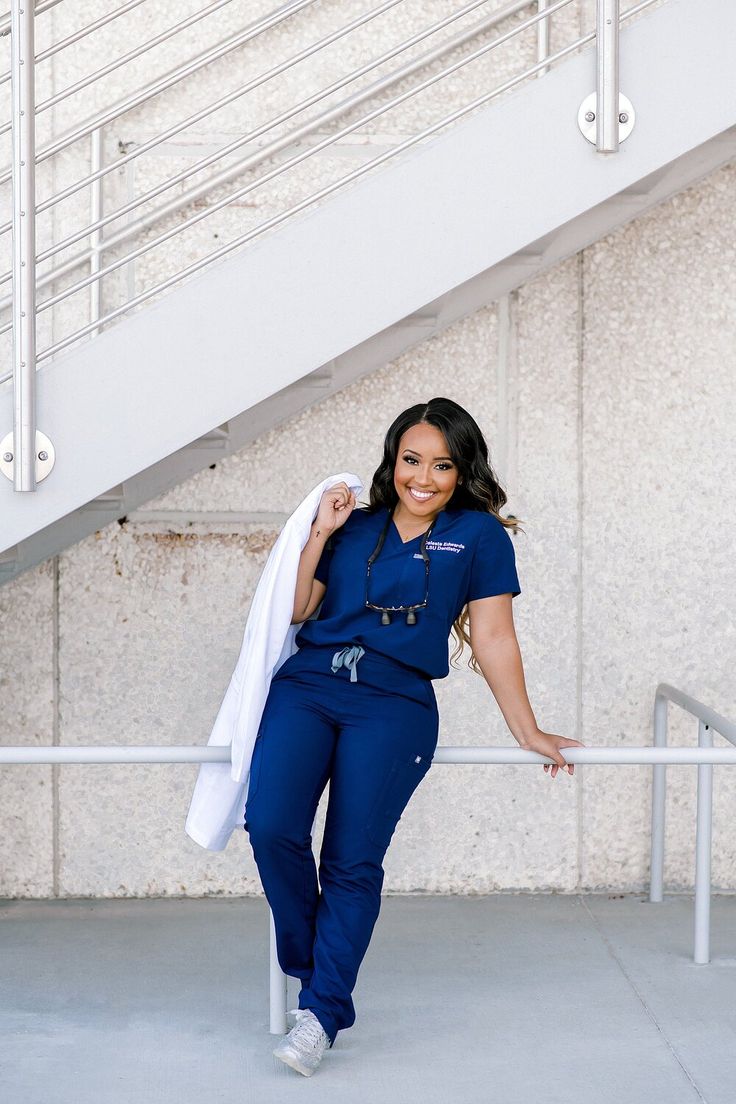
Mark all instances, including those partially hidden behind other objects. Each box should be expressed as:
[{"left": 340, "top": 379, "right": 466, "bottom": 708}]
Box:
[{"left": 365, "top": 752, "right": 432, "bottom": 849}]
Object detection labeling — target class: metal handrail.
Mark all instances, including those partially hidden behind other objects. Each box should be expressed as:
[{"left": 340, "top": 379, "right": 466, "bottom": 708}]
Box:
[
  {"left": 2, "top": 0, "right": 648, "bottom": 465},
  {"left": 9, "top": 0, "right": 661, "bottom": 370},
  {"left": 20, "top": 0, "right": 576, "bottom": 317},
  {"left": 649, "top": 683, "right": 736, "bottom": 965},
  {"left": 0, "top": 0, "right": 520, "bottom": 279},
  {"left": 5, "top": 0, "right": 583, "bottom": 365},
  {"left": 0, "top": 0, "right": 573, "bottom": 359},
  {"left": 0, "top": 0, "right": 318, "bottom": 184},
  {"left": 0, "top": 0, "right": 432, "bottom": 267},
  {"left": 1, "top": 725, "right": 734, "bottom": 990},
  {"left": 2, "top": 745, "right": 736, "bottom": 765}
]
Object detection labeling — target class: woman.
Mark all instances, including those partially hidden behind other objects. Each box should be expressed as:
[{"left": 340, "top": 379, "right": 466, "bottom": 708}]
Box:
[{"left": 244, "top": 396, "right": 583, "bottom": 1076}]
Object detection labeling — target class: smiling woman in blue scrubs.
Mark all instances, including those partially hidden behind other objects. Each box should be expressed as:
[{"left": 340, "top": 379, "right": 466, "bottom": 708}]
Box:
[{"left": 244, "top": 396, "right": 584, "bottom": 1077}]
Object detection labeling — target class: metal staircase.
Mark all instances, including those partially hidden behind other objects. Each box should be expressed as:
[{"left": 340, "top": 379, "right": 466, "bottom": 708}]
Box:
[{"left": 2, "top": 0, "right": 735, "bottom": 584}]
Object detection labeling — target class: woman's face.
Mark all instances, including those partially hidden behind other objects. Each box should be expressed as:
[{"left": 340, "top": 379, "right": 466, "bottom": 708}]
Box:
[{"left": 393, "top": 422, "right": 460, "bottom": 521}]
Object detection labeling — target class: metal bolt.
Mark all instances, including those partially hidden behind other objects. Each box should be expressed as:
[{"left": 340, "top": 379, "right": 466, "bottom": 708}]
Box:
[
  {"left": 619, "top": 112, "right": 628, "bottom": 124},
  {"left": 38, "top": 450, "right": 48, "bottom": 461},
  {"left": 3, "top": 452, "right": 13, "bottom": 463},
  {"left": 585, "top": 111, "right": 595, "bottom": 122}
]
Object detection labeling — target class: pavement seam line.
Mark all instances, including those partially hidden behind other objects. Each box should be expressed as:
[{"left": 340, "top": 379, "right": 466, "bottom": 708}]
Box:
[{"left": 577, "top": 894, "right": 709, "bottom": 1104}]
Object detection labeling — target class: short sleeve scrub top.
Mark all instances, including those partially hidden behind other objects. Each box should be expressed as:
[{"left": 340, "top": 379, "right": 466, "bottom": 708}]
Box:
[{"left": 278, "top": 503, "right": 521, "bottom": 698}]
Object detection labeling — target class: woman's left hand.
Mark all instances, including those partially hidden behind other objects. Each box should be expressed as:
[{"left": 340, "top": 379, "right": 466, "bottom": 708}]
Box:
[{"left": 517, "top": 728, "right": 585, "bottom": 777}]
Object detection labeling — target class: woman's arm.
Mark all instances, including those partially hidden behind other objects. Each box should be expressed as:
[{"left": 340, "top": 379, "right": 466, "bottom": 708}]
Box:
[
  {"left": 291, "top": 519, "right": 329, "bottom": 624},
  {"left": 468, "top": 594, "right": 583, "bottom": 777},
  {"left": 291, "top": 481, "right": 357, "bottom": 624}
]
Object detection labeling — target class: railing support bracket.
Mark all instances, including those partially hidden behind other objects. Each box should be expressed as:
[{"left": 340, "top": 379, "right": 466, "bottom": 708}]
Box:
[
  {"left": 0, "top": 428, "right": 55, "bottom": 484},
  {"left": 577, "top": 91, "right": 635, "bottom": 147}
]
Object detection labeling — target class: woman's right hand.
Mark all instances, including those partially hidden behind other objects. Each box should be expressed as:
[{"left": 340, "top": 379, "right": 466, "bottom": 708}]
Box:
[{"left": 315, "top": 481, "right": 356, "bottom": 534}]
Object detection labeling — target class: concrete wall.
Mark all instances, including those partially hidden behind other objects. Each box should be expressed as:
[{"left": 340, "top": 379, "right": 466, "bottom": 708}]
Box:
[{"left": 1, "top": 1, "right": 733, "bottom": 897}]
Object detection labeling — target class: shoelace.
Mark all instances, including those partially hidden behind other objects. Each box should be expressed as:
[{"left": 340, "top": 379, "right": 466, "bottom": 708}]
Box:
[{"left": 287, "top": 1008, "right": 328, "bottom": 1051}]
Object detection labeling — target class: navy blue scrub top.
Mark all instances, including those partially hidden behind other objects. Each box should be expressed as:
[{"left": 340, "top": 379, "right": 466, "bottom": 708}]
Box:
[{"left": 294, "top": 504, "right": 521, "bottom": 679}]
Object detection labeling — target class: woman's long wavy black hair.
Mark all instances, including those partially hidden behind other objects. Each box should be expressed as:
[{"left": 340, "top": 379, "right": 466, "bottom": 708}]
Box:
[{"left": 362, "top": 397, "right": 525, "bottom": 674}]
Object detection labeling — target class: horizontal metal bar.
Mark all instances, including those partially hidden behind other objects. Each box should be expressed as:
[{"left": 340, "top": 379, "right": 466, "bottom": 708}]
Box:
[
  {"left": 31, "top": 0, "right": 577, "bottom": 324},
  {"left": 2, "top": 0, "right": 238, "bottom": 125},
  {"left": 24, "top": 0, "right": 515, "bottom": 278},
  {"left": 0, "top": 0, "right": 317, "bottom": 185},
  {"left": 0, "top": 0, "right": 149, "bottom": 86},
  {"left": 1, "top": 745, "right": 735, "bottom": 765}
]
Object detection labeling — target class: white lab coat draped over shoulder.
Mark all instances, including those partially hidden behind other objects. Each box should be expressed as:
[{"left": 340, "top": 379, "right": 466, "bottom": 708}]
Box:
[{"left": 184, "top": 471, "right": 364, "bottom": 852}]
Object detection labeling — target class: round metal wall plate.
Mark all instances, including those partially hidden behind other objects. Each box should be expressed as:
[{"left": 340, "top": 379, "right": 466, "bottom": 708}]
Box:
[
  {"left": 577, "top": 92, "right": 635, "bottom": 144},
  {"left": 0, "top": 429, "right": 56, "bottom": 483}
]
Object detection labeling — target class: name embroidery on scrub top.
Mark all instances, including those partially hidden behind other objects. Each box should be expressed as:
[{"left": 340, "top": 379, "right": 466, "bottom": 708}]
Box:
[{"left": 414, "top": 539, "right": 466, "bottom": 557}]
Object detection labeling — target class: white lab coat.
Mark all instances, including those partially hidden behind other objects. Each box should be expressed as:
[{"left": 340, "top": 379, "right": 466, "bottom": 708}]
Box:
[{"left": 184, "top": 471, "right": 364, "bottom": 851}]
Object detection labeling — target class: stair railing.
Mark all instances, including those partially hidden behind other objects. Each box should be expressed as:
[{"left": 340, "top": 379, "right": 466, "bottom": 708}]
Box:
[{"left": 2, "top": 0, "right": 654, "bottom": 489}]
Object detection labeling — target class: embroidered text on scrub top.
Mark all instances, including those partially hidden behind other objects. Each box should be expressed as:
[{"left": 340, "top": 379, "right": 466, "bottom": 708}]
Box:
[{"left": 415, "top": 539, "right": 466, "bottom": 557}]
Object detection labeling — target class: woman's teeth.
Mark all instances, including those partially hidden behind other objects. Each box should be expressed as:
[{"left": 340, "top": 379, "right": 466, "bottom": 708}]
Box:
[{"left": 409, "top": 488, "right": 436, "bottom": 500}]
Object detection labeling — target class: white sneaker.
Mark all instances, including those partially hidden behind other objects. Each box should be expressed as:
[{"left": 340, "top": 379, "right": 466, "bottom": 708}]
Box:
[{"left": 273, "top": 1007, "right": 331, "bottom": 1076}]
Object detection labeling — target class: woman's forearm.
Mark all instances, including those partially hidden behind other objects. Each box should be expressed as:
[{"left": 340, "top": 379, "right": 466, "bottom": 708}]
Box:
[
  {"left": 292, "top": 519, "right": 332, "bottom": 622},
  {"left": 472, "top": 635, "right": 540, "bottom": 747}
]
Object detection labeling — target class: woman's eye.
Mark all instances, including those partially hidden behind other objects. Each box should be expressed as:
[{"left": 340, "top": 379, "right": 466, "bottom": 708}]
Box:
[{"left": 402, "top": 456, "right": 453, "bottom": 471}]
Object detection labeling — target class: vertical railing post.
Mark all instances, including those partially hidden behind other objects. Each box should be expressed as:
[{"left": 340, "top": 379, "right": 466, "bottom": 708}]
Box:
[
  {"left": 269, "top": 907, "right": 288, "bottom": 1034},
  {"left": 693, "top": 720, "right": 713, "bottom": 964},
  {"left": 536, "top": 1, "right": 550, "bottom": 77},
  {"left": 90, "top": 128, "right": 103, "bottom": 337},
  {"left": 10, "top": 0, "right": 37, "bottom": 491},
  {"left": 596, "top": 0, "right": 620, "bottom": 152},
  {"left": 649, "top": 692, "right": 667, "bottom": 902}
]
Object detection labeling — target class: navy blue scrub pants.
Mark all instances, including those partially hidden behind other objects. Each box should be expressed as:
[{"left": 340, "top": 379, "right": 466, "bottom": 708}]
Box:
[{"left": 243, "top": 641, "right": 439, "bottom": 1047}]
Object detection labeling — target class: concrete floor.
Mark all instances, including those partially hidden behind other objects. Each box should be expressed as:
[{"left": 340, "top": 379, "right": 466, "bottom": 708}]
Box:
[{"left": 1, "top": 893, "right": 735, "bottom": 1104}]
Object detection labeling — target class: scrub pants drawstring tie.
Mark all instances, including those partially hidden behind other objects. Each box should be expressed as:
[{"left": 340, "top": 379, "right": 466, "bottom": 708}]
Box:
[{"left": 330, "top": 644, "right": 365, "bottom": 682}]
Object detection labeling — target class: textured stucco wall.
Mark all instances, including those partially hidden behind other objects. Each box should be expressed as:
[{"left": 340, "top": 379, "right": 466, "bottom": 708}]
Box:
[{"left": 0, "top": 2, "right": 733, "bottom": 897}]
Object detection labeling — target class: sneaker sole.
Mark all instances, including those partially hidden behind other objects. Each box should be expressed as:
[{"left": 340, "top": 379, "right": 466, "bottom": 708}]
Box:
[{"left": 272, "top": 1046, "right": 315, "bottom": 1077}]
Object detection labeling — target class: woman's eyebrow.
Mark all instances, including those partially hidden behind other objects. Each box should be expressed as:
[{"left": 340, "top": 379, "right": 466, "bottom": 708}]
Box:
[{"left": 403, "top": 448, "right": 453, "bottom": 461}]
